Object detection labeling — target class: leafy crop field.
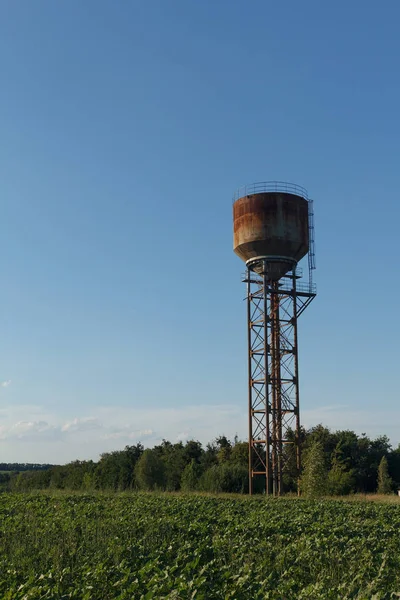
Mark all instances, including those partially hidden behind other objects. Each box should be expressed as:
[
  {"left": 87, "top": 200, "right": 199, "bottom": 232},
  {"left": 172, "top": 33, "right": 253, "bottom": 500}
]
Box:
[{"left": 0, "top": 493, "right": 399, "bottom": 599}]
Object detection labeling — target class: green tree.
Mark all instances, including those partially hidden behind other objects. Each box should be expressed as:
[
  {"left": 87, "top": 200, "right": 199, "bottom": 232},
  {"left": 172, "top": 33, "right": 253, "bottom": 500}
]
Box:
[
  {"left": 215, "top": 436, "right": 232, "bottom": 463},
  {"left": 118, "top": 444, "right": 144, "bottom": 489},
  {"left": 181, "top": 459, "right": 202, "bottom": 491},
  {"left": 135, "top": 449, "right": 165, "bottom": 491},
  {"left": 153, "top": 440, "right": 185, "bottom": 491},
  {"left": 183, "top": 440, "right": 203, "bottom": 464},
  {"left": 219, "top": 463, "right": 248, "bottom": 493},
  {"left": 199, "top": 463, "right": 248, "bottom": 494},
  {"left": 230, "top": 441, "right": 248, "bottom": 467},
  {"left": 388, "top": 444, "right": 400, "bottom": 491},
  {"left": 95, "top": 451, "right": 124, "bottom": 490},
  {"left": 49, "top": 466, "right": 68, "bottom": 489},
  {"left": 200, "top": 442, "right": 219, "bottom": 470},
  {"left": 327, "top": 442, "right": 355, "bottom": 495},
  {"left": 94, "top": 444, "right": 143, "bottom": 491},
  {"left": 305, "top": 425, "right": 338, "bottom": 467},
  {"left": 62, "top": 461, "right": 96, "bottom": 490},
  {"left": 82, "top": 472, "right": 95, "bottom": 491},
  {"left": 377, "top": 456, "right": 393, "bottom": 494},
  {"left": 300, "top": 441, "right": 328, "bottom": 498}
]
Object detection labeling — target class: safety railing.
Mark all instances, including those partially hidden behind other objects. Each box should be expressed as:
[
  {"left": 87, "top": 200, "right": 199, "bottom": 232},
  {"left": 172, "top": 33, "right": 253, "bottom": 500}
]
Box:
[
  {"left": 277, "top": 279, "right": 316, "bottom": 294},
  {"left": 283, "top": 266, "right": 303, "bottom": 279},
  {"left": 233, "top": 181, "right": 308, "bottom": 202},
  {"left": 242, "top": 272, "right": 316, "bottom": 295}
]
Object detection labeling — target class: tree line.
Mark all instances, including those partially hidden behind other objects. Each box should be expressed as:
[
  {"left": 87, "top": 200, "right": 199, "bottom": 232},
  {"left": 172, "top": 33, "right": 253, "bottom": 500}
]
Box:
[
  {"left": 0, "top": 463, "right": 54, "bottom": 471},
  {"left": 7, "top": 425, "right": 400, "bottom": 495}
]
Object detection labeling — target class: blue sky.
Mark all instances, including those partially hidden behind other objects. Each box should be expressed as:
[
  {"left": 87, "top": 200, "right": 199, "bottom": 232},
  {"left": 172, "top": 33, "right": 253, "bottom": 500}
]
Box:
[{"left": 1, "top": 0, "right": 400, "bottom": 462}]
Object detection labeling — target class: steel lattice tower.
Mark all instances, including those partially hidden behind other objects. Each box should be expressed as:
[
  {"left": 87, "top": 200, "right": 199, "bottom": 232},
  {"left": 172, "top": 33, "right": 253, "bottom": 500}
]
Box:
[
  {"left": 233, "top": 182, "right": 316, "bottom": 496},
  {"left": 245, "top": 264, "right": 315, "bottom": 495}
]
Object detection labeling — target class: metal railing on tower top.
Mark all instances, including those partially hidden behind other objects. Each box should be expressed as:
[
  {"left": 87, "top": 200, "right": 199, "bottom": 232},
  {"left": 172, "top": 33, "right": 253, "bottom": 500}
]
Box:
[{"left": 233, "top": 181, "right": 308, "bottom": 203}]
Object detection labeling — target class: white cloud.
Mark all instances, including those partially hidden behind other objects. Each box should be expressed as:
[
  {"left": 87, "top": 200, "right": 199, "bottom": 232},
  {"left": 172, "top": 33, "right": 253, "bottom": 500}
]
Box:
[
  {"left": 1, "top": 380, "right": 11, "bottom": 388},
  {"left": 0, "top": 401, "right": 397, "bottom": 464},
  {"left": 0, "top": 403, "right": 245, "bottom": 462},
  {"left": 94, "top": 404, "right": 244, "bottom": 448},
  {"left": 103, "top": 428, "right": 153, "bottom": 441},
  {"left": 61, "top": 417, "right": 102, "bottom": 433},
  {"left": 6, "top": 420, "right": 59, "bottom": 441}
]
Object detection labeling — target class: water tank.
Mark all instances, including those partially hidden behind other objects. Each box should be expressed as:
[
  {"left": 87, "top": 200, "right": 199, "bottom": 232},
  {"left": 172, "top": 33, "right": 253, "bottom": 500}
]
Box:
[{"left": 233, "top": 182, "right": 310, "bottom": 280}]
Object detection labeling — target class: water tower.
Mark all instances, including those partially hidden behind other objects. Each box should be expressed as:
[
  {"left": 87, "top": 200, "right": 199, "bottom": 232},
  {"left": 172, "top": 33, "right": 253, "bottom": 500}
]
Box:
[{"left": 233, "top": 182, "right": 316, "bottom": 496}]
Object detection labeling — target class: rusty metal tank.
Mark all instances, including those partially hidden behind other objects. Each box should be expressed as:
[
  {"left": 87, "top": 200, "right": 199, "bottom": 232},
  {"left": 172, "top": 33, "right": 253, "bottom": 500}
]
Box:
[{"left": 233, "top": 182, "right": 309, "bottom": 280}]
